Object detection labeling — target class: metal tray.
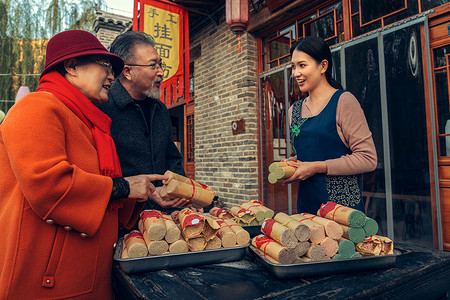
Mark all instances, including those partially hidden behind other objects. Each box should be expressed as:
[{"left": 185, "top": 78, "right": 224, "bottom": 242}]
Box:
[
  {"left": 114, "top": 238, "right": 249, "bottom": 274},
  {"left": 249, "top": 245, "right": 400, "bottom": 279},
  {"left": 242, "top": 225, "right": 262, "bottom": 237}
]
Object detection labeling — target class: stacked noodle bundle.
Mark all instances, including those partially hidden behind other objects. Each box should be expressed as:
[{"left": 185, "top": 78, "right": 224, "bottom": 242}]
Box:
[
  {"left": 253, "top": 213, "right": 330, "bottom": 263},
  {"left": 210, "top": 200, "right": 274, "bottom": 226},
  {"left": 267, "top": 161, "right": 298, "bottom": 184},
  {"left": 252, "top": 202, "right": 394, "bottom": 264},
  {"left": 290, "top": 212, "right": 343, "bottom": 258},
  {"left": 316, "top": 202, "right": 394, "bottom": 258},
  {"left": 160, "top": 171, "right": 215, "bottom": 209},
  {"left": 120, "top": 208, "right": 250, "bottom": 259}
]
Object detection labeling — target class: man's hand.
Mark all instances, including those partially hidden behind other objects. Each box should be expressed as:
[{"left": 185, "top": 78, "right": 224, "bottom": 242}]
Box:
[{"left": 149, "top": 187, "right": 192, "bottom": 208}]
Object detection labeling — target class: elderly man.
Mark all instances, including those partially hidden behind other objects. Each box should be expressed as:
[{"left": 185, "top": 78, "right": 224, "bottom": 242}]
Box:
[{"left": 98, "top": 31, "right": 190, "bottom": 212}]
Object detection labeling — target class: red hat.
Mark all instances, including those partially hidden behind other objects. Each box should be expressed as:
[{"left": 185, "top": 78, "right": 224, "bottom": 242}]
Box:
[{"left": 41, "top": 30, "right": 124, "bottom": 78}]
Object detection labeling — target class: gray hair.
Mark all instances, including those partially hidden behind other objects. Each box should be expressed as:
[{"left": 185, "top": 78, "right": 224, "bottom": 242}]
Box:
[{"left": 109, "top": 31, "right": 156, "bottom": 65}]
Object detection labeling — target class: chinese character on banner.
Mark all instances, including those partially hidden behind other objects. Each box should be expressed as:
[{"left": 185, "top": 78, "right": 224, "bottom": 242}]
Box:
[{"left": 133, "top": 0, "right": 190, "bottom": 106}]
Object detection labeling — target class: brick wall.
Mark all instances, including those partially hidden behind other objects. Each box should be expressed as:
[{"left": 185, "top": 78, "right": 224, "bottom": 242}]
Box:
[
  {"left": 94, "top": 11, "right": 132, "bottom": 49},
  {"left": 190, "top": 18, "right": 259, "bottom": 207}
]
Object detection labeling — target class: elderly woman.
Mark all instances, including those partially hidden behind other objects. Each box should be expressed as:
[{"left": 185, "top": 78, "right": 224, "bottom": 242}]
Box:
[{"left": 0, "top": 30, "right": 165, "bottom": 299}]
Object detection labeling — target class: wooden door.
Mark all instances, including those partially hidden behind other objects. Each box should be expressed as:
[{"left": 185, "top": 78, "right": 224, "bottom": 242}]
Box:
[
  {"left": 429, "top": 3, "right": 450, "bottom": 250},
  {"left": 184, "top": 101, "right": 195, "bottom": 179},
  {"left": 259, "top": 67, "right": 302, "bottom": 214}
]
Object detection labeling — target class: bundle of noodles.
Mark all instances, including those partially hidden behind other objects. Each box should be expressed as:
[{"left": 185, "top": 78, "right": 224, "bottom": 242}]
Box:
[
  {"left": 317, "top": 202, "right": 366, "bottom": 228},
  {"left": 229, "top": 206, "right": 258, "bottom": 226},
  {"left": 291, "top": 214, "right": 326, "bottom": 244},
  {"left": 209, "top": 207, "right": 234, "bottom": 220},
  {"left": 273, "top": 212, "right": 310, "bottom": 242},
  {"left": 248, "top": 200, "right": 274, "bottom": 219},
  {"left": 240, "top": 202, "right": 266, "bottom": 223},
  {"left": 138, "top": 220, "right": 169, "bottom": 255},
  {"left": 268, "top": 161, "right": 298, "bottom": 184},
  {"left": 122, "top": 230, "right": 148, "bottom": 258},
  {"left": 215, "top": 219, "right": 237, "bottom": 248},
  {"left": 140, "top": 210, "right": 166, "bottom": 241},
  {"left": 160, "top": 171, "right": 215, "bottom": 208},
  {"left": 252, "top": 234, "right": 295, "bottom": 264},
  {"left": 178, "top": 208, "right": 207, "bottom": 251},
  {"left": 261, "top": 219, "right": 298, "bottom": 248},
  {"left": 161, "top": 215, "right": 181, "bottom": 244},
  {"left": 223, "top": 218, "right": 250, "bottom": 246}
]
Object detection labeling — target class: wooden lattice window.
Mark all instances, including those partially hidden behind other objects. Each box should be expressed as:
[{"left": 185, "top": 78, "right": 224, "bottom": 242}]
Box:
[
  {"left": 262, "top": 1, "right": 344, "bottom": 71},
  {"left": 186, "top": 114, "right": 194, "bottom": 162}
]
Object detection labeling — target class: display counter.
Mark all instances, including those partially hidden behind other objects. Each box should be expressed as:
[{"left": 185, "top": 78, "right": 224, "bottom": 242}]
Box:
[{"left": 112, "top": 242, "right": 450, "bottom": 299}]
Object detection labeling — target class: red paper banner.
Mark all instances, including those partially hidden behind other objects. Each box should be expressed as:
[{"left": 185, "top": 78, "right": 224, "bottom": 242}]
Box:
[{"left": 134, "top": 0, "right": 190, "bottom": 107}]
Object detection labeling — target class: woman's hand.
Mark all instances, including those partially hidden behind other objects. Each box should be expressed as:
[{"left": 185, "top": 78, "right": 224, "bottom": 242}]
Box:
[
  {"left": 282, "top": 161, "right": 327, "bottom": 183},
  {"left": 124, "top": 174, "right": 168, "bottom": 202}
]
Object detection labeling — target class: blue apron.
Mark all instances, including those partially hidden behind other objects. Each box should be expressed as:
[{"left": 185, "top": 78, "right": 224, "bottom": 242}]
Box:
[{"left": 290, "top": 90, "right": 365, "bottom": 214}]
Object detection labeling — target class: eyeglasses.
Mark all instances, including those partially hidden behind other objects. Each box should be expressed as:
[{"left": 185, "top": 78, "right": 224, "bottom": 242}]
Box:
[
  {"left": 95, "top": 61, "right": 114, "bottom": 76},
  {"left": 126, "top": 61, "right": 163, "bottom": 70}
]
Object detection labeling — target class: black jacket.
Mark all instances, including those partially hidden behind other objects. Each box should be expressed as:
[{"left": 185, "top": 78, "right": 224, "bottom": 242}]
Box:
[{"left": 98, "top": 80, "right": 185, "bottom": 211}]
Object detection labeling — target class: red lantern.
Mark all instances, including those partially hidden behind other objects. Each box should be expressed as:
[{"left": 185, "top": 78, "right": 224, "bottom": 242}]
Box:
[{"left": 226, "top": 0, "right": 249, "bottom": 52}]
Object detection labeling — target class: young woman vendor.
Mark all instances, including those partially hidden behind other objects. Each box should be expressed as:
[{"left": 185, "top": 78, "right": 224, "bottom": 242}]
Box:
[{"left": 283, "top": 36, "right": 377, "bottom": 215}]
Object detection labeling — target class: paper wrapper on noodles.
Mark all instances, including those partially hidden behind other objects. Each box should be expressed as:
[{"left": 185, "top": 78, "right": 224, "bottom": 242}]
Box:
[
  {"left": 164, "top": 170, "right": 214, "bottom": 191},
  {"left": 161, "top": 172, "right": 215, "bottom": 208},
  {"left": 376, "top": 235, "right": 394, "bottom": 255},
  {"left": 253, "top": 246, "right": 281, "bottom": 264},
  {"left": 240, "top": 202, "right": 266, "bottom": 222},
  {"left": 300, "top": 212, "right": 343, "bottom": 240},
  {"left": 249, "top": 200, "right": 275, "bottom": 219},
  {"left": 123, "top": 230, "right": 148, "bottom": 258},
  {"left": 274, "top": 212, "right": 311, "bottom": 242},
  {"left": 356, "top": 235, "right": 382, "bottom": 256},
  {"left": 223, "top": 218, "right": 250, "bottom": 246},
  {"left": 215, "top": 219, "right": 237, "bottom": 248},
  {"left": 161, "top": 215, "right": 181, "bottom": 244},
  {"left": 138, "top": 220, "right": 169, "bottom": 255},
  {"left": 317, "top": 201, "right": 366, "bottom": 228},
  {"left": 178, "top": 208, "right": 205, "bottom": 239},
  {"left": 140, "top": 210, "right": 166, "bottom": 241},
  {"left": 183, "top": 232, "right": 207, "bottom": 252},
  {"left": 229, "top": 207, "right": 256, "bottom": 225},
  {"left": 291, "top": 214, "right": 325, "bottom": 244},
  {"left": 209, "top": 207, "right": 234, "bottom": 219},
  {"left": 261, "top": 219, "right": 298, "bottom": 248},
  {"left": 252, "top": 234, "right": 295, "bottom": 264},
  {"left": 203, "top": 216, "right": 220, "bottom": 241},
  {"left": 171, "top": 210, "right": 180, "bottom": 225}
]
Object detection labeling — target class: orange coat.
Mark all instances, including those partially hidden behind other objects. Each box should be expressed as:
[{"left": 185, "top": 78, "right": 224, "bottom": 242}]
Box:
[{"left": 0, "top": 92, "right": 143, "bottom": 299}]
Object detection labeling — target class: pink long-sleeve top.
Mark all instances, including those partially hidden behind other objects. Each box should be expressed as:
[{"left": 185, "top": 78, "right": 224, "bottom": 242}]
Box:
[{"left": 288, "top": 91, "right": 377, "bottom": 175}]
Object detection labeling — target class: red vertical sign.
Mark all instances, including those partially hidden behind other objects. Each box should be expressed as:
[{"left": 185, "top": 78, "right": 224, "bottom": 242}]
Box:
[{"left": 133, "top": 0, "right": 190, "bottom": 106}]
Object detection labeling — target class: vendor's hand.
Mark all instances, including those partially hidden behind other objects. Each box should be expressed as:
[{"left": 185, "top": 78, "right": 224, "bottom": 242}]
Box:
[
  {"left": 281, "top": 156, "right": 297, "bottom": 162},
  {"left": 124, "top": 174, "right": 168, "bottom": 202},
  {"left": 149, "top": 187, "right": 192, "bottom": 208},
  {"left": 282, "top": 161, "right": 327, "bottom": 183}
]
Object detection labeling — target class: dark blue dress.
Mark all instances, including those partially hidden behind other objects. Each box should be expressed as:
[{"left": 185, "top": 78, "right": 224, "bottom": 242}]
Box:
[{"left": 290, "top": 90, "right": 365, "bottom": 214}]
